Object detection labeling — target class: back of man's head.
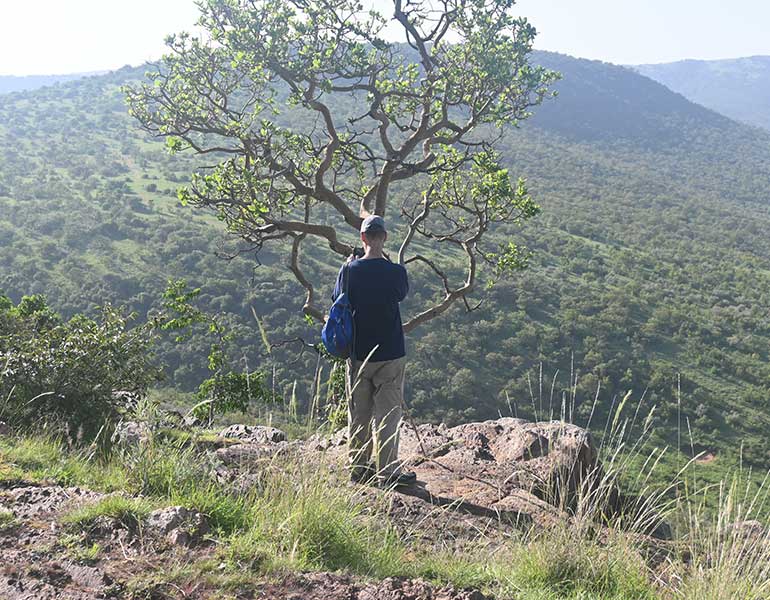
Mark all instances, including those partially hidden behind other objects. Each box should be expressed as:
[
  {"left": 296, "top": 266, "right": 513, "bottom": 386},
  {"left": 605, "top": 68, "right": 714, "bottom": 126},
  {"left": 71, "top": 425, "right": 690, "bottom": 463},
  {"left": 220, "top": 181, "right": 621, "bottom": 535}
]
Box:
[{"left": 361, "top": 215, "right": 387, "bottom": 245}]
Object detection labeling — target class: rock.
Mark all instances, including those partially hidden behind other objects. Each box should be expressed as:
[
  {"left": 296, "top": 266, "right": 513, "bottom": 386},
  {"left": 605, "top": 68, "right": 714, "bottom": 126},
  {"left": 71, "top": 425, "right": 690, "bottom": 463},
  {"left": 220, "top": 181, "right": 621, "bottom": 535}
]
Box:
[
  {"left": 359, "top": 576, "right": 490, "bottom": 600},
  {"left": 397, "top": 418, "right": 604, "bottom": 511},
  {"left": 166, "top": 528, "right": 192, "bottom": 547},
  {"left": 219, "top": 424, "right": 287, "bottom": 444},
  {"left": 309, "top": 427, "right": 348, "bottom": 450},
  {"left": 112, "top": 421, "right": 150, "bottom": 446},
  {"left": 726, "top": 520, "right": 765, "bottom": 539},
  {"left": 215, "top": 440, "right": 299, "bottom": 467},
  {"left": 146, "top": 506, "right": 208, "bottom": 546},
  {"left": 183, "top": 414, "right": 203, "bottom": 428},
  {"left": 309, "top": 417, "right": 642, "bottom": 531},
  {"left": 147, "top": 505, "right": 208, "bottom": 534},
  {"left": 0, "top": 421, "right": 10, "bottom": 437},
  {"left": 5, "top": 486, "right": 104, "bottom": 519}
]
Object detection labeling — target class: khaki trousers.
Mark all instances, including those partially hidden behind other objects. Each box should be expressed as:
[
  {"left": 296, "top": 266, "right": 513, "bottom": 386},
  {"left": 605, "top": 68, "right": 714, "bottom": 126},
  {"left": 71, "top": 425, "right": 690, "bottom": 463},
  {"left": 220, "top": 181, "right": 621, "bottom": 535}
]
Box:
[{"left": 347, "top": 356, "right": 406, "bottom": 476}]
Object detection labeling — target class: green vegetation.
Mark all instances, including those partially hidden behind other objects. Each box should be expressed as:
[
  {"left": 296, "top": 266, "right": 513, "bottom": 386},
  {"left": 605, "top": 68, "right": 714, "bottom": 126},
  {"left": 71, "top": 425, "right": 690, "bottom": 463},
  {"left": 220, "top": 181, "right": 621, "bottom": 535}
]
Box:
[
  {"left": 0, "top": 309, "right": 766, "bottom": 595},
  {"left": 4, "top": 5, "right": 770, "bottom": 596},
  {"left": 0, "top": 508, "right": 15, "bottom": 529},
  {"left": 223, "top": 464, "right": 406, "bottom": 576},
  {"left": 125, "top": 0, "right": 554, "bottom": 332},
  {"left": 0, "top": 293, "right": 159, "bottom": 439},
  {"left": 2, "top": 7, "right": 770, "bottom": 476}
]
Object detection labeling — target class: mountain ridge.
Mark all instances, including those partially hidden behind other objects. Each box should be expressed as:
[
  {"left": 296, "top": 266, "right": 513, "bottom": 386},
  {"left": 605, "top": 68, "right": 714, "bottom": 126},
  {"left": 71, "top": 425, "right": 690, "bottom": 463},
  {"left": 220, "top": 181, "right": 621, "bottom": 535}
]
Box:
[
  {"left": 633, "top": 55, "right": 770, "bottom": 131},
  {"left": 0, "top": 71, "right": 109, "bottom": 95}
]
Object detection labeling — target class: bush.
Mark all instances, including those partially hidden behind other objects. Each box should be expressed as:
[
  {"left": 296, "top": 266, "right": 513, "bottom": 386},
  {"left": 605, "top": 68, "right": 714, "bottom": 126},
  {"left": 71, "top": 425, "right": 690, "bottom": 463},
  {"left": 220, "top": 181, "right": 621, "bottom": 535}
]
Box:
[{"left": 0, "top": 293, "right": 160, "bottom": 439}]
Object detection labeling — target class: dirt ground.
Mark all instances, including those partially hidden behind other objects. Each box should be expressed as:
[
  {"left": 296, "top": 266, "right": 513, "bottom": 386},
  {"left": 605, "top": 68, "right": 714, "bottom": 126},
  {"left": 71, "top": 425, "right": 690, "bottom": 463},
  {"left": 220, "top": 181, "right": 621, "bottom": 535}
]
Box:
[{"left": 0, "top": 478, "right": 490, "bottom": 600}]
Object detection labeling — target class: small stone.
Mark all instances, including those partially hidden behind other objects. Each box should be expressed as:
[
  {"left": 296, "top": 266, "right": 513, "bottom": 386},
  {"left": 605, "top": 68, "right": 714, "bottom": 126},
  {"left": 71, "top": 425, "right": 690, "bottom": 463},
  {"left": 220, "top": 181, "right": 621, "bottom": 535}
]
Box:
[
  {"left": 147, "top": 506, "right": 208, "bottom": 545},
  {"left": 166, "top": 529, "right": 192, "bottom": 547},
  {"left": 0, "top": 421, "right": 10, "bottom": 437}
]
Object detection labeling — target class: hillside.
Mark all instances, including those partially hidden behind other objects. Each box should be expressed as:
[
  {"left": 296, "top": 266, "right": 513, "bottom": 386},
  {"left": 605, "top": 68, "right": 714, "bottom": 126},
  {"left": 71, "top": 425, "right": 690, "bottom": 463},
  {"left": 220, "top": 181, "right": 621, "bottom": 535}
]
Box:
[
  {"left": 634, "top": 56, "right": 770, "bottom": 131},
  {"left": 2, "top": 51, "right": 770, "bottom": 466},
  {"left": 0, "top": 72, "right": 102, "bottom": 95}
]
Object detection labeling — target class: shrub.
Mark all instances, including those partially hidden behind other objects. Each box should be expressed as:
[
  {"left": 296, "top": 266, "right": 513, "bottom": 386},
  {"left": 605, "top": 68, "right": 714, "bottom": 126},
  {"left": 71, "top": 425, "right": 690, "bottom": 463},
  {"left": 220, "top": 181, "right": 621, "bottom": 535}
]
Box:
[{"left": 0, "top": 293, "right": 160, "bottom": 439}]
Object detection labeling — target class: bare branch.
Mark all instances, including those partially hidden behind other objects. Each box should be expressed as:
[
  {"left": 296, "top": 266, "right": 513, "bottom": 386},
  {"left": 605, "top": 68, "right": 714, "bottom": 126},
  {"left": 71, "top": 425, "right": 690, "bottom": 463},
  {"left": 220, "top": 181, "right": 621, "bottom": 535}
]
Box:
[
  {"left": 403, "top": 241, "right": 477, "bottom": 333},
  {"left": 398, "top": 187, "right": 431, "bottom": 264},
  {"left": 288, "top": 233, "right": 326, "bottom": 322}
]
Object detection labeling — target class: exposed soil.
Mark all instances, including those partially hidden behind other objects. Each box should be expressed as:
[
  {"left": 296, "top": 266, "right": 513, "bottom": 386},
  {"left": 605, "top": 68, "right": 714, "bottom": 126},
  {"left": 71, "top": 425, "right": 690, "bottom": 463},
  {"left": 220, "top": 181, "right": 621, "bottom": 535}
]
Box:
[{"left": 0, "top": 478, "right": 490, "bottom": 599}]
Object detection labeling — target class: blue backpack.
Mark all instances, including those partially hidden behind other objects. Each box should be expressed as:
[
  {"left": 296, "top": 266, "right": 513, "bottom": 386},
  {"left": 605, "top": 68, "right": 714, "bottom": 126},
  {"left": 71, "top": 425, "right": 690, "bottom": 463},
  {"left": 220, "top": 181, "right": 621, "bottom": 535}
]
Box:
[{"left": 322, "top": 265, "right": 355, "bottom": 359}]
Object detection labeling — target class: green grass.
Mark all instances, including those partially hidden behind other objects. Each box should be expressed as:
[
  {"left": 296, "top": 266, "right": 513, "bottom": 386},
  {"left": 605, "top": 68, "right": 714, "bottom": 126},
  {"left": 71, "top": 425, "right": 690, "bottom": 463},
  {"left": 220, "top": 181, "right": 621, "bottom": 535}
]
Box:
[
  {"left": 506, "top": 532, "right": 658, "bottom": 600},
  {"left": 222, "top": 463, "right": 405, "bottom": 576},
  {"left": 2, "top": 423, "right": 770, "bottom": 598},
  {"left": 411, "top": 528, "right": 658, "bottom": 600},
  {"left": 60, "top": 534, "right": 103, "bottom": 564},
  {"left": 0, "top": 435, "right": 129, "bottom": 490},
  {"left": 62, "top": 495, "right": 155, "bottom": 531},
  {"left": 0, "top": 508, "right": 15, "bottom": 529}
]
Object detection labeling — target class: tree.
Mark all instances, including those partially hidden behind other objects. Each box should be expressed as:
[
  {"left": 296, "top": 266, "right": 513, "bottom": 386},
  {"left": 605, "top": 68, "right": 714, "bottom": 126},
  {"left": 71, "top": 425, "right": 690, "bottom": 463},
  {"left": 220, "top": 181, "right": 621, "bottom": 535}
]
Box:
[{"left": 125, "top": 0, "right": 557, "bottom": 330}]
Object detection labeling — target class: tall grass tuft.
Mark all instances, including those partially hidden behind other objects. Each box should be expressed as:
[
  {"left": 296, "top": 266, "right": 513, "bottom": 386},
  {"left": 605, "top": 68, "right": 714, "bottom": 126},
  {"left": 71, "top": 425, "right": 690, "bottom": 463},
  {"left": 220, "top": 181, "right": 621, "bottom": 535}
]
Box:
[
  {"left": 672, "top": 469, "right": 770, "bottom": 599},
  {"left": 63, "top": 495, "right": 154, "bottom": 531},
  {"left": 224, "top": 461, "right": 405, "bottom": 576}
]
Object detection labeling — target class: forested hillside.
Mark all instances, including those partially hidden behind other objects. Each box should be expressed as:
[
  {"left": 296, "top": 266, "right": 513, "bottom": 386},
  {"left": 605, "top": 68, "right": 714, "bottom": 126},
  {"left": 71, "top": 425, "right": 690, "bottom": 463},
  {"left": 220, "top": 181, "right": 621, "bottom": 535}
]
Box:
[
  {"left": 634, "top": 56, "right": 770, "bottom": 131},
  {"left": 0, "top": 72, "right": 100, "bottom": 95},
  {"left": 3, "top": 52, "right": 770, "bottom": 465}
]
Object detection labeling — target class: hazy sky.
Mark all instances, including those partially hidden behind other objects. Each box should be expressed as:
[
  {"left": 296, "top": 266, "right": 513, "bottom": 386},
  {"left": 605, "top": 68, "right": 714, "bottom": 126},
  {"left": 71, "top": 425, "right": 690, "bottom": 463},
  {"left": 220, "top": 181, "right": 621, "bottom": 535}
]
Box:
[{"left": 1, "top": 0, "right": 769, "bottom": 76}]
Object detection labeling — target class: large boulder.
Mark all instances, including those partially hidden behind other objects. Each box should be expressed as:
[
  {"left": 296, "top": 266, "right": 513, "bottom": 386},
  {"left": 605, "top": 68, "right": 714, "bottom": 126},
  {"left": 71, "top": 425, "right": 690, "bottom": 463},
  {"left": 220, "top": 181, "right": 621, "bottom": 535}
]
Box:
[
  {"left": 219, "top": 424, "right": 287, "bottom": 444},
  {"left": 397, "top": 418, "right": 604, "bottom": 519},
  {"left": 306, "top": 418, "right": 621, "bottom": 529}
]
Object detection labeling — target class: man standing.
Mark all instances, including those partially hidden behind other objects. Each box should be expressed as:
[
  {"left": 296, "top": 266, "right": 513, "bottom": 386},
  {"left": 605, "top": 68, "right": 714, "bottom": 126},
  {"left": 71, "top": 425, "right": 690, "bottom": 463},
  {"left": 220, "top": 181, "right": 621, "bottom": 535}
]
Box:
[{"left": 333, "top": 215, "right": 416, "bottom": 486}]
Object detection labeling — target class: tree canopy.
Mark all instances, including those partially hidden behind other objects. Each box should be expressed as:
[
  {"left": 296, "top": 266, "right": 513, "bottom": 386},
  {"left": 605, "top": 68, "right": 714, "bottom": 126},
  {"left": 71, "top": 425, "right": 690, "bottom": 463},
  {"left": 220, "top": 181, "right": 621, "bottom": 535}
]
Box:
[{"left": 125, "top": 0, "right": 557, "bottom": 329}]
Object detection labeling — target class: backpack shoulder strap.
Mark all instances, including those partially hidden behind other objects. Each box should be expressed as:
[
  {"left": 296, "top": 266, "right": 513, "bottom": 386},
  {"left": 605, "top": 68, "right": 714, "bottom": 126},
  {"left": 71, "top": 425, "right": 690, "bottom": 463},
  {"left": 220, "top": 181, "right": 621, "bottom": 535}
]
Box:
[{"left": 343, "top": 262, "right": 351, "bottom": 296}]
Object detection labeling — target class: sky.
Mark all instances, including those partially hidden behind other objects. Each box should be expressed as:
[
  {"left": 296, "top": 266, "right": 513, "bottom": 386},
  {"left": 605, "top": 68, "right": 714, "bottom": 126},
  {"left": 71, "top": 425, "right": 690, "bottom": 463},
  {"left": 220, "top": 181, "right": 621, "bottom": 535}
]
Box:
[{"left": 1, "top": 0, "right": 769, "bottom": 76}]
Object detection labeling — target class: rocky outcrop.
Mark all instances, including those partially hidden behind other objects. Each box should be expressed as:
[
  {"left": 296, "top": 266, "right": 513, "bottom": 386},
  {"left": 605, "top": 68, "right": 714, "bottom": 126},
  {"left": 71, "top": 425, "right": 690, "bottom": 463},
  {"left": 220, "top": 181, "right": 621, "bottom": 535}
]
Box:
[
  {"left": 210, "top": 418, "right": 666, "bottom": 537},
  {"left": 293, "top": 418, "right": 626, "bottom": 531},
  {"left": 395, "top": 418, "right": 606, "bottom": 524}
]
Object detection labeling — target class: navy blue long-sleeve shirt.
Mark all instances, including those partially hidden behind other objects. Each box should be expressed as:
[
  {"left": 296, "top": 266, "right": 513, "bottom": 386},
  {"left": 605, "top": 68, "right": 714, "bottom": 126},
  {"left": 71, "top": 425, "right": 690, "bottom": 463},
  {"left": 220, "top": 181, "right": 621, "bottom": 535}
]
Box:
[{"left": 332, "top": 257, "right": 408, "bottom": 362}]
